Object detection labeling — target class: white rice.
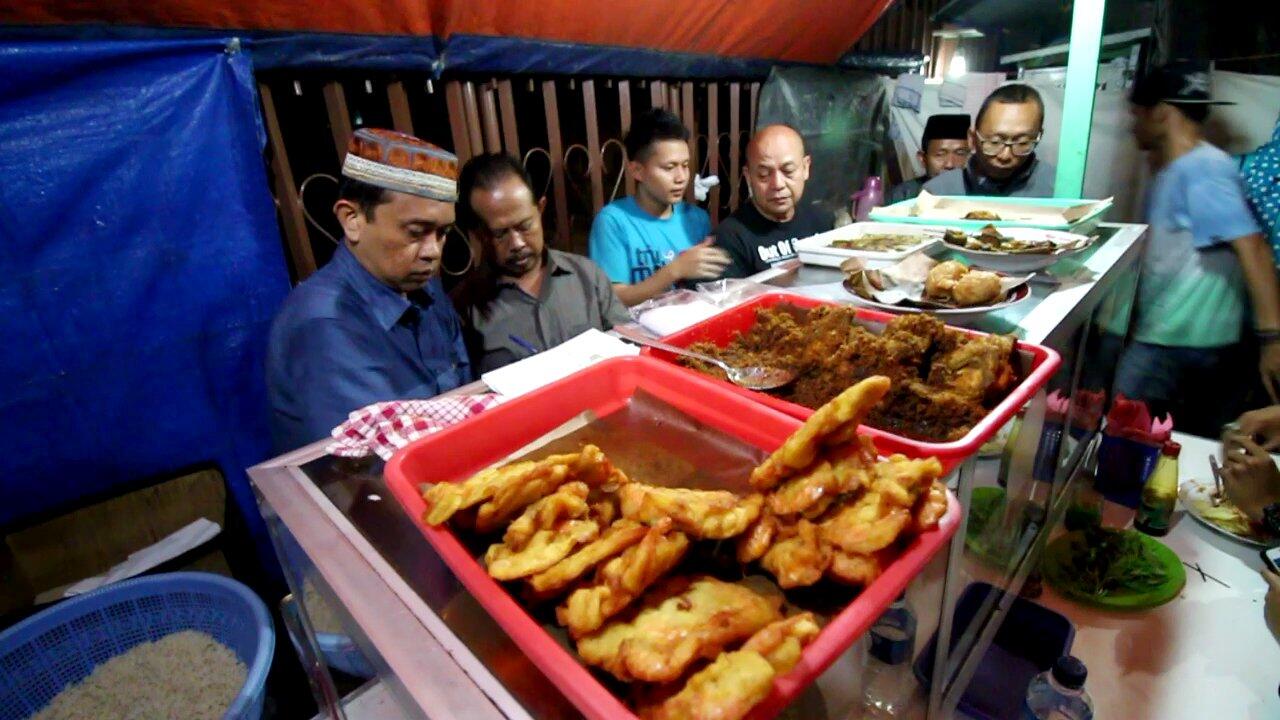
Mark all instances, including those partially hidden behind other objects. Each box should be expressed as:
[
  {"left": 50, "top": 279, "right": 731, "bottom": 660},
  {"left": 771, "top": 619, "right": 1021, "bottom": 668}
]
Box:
[{"left": 30, "top": 630, "right": 248, "bottom": 720}]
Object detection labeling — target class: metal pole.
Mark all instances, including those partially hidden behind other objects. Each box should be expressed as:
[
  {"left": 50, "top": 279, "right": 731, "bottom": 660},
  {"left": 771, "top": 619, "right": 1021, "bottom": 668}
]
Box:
[{"left": 1053, "top": 0, "right": 1107, "bottom": 198}]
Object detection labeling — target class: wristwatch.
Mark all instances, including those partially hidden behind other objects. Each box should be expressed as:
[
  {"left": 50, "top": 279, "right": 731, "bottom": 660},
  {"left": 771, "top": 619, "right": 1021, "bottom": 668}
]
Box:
[{"left": 1256, "top": 329, "right": 1280, "bottom": 345}]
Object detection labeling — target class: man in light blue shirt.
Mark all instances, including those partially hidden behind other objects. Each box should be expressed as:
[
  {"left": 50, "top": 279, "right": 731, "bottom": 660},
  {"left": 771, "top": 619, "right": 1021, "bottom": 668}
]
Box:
[
  {"left": 1114, "top": 63, "right": 1280, "bottom": 433},
  {"left": 588, "top": 108, "right": 729, "bottom": 305}
]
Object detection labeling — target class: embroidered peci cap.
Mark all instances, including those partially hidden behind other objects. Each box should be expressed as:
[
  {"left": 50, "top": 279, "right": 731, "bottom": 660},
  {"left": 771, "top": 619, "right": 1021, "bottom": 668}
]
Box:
[{"left": 341, "top": 128, "right": 459, "bottom": 202}]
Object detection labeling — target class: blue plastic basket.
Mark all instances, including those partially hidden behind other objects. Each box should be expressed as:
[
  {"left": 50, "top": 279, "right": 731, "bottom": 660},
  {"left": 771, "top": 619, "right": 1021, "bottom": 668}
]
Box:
[{"left": 0, "top": 572, "right": 274, "bottom": 720}]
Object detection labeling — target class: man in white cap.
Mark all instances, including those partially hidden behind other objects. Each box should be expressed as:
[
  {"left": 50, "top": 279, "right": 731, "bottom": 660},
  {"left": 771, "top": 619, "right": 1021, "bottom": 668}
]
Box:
[{"left": 266, "top": 129, "right": 471, "bottom": 451}]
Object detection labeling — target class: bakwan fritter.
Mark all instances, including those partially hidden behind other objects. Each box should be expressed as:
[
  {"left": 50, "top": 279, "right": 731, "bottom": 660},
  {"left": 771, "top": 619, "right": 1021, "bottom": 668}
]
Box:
[{"left": 681, "top": 306, "right": 1017, "bottom": 442}]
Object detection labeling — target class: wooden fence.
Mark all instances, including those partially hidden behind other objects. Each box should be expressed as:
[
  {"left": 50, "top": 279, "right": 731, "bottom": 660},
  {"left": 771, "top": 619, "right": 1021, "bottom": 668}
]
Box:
[{"left": 258, "top": 72, "right": 761, "bottom": 281}]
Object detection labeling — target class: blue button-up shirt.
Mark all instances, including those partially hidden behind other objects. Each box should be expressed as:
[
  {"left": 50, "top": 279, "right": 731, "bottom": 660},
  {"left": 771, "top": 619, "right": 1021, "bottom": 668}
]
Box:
[{"left": 266, "top": 244, "right": 471, "bottom": 452}]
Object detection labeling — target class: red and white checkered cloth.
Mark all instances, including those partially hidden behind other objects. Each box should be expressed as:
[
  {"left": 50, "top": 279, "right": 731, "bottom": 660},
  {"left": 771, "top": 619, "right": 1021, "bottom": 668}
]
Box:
[{"left": 325, "top": 394, "right": 507, "bottom": 460}]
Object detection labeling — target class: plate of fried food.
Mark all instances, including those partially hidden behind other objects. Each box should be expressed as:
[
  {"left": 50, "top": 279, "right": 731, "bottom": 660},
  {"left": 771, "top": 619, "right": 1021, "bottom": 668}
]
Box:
[
  {"left": 841, "top": 253, "right": 1032, "bottom": 322},
  {"left": 385, "top": 357, "right": 960, "bottom": 720},
  {"left": 794, "top": 222, "right": 942, "bottom": 268},
  {"left": 1178, "top": 480, "right": 1278, "bottom": 548},
  {"left": 940, "top": 225, "right": 1095, "bottom": 272}
]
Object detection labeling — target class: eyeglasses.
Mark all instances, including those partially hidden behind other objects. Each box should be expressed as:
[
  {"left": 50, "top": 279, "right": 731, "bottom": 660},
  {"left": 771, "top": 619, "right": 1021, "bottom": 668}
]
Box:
[{"left": 974, "top": 131, "right": 1041, "bottom": 157}]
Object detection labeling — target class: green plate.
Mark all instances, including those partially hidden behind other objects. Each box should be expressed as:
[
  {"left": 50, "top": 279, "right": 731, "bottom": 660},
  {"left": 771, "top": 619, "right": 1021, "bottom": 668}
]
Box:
[{"left": 1042, "top": 530, "right": 1185, "bottom": 610}]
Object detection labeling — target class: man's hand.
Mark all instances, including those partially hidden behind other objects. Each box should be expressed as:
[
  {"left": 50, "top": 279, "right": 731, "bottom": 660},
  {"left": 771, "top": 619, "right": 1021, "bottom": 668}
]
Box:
[
  {"left": 668, "top": 238, "right": 731, "bottom": 281},
  {"left": 1238, "top": 405, "right": 1280, "bottom": 451},
  {"left": 1222, "top": 430, "right": 1280, "bottom": 522},
  {"left": 1262, "top": 343, "right": 1280, "bottom": 404}
]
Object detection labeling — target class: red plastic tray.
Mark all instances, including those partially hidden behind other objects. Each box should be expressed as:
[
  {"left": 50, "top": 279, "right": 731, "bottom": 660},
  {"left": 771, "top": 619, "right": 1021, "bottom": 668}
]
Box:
[
  {"left": 384, "top": 356, "right": 961, "bottom": 720},
  {"left": 645, "top": 292, "right": 1062, "bottom": 461}
]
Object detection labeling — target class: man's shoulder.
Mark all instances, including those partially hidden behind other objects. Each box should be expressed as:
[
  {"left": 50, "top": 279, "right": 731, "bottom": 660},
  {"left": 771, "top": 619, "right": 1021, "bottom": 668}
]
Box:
[
  {"left": 596, "top": 197, "right": 637, "bottom": 221},
  {"left": 676, "top": 202, "right": 710, "bottom": 223},
  {"left": 271, "top": 267, "right": 366, "bottom": 337},
  {"left": 923, "top": 168, "right": 964, "bottom": 194},
  {"left": 715, "top": 204, "right": 755, "bottom": 236},
  {"left": 549, "top": 248, "right": 608, "bottom": 279}
]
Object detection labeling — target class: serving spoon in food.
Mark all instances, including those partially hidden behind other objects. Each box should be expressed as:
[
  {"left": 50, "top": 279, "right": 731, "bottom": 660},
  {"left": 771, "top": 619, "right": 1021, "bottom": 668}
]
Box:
[{"left": 621, "top": 334, "right": 796, "bottom": 391}]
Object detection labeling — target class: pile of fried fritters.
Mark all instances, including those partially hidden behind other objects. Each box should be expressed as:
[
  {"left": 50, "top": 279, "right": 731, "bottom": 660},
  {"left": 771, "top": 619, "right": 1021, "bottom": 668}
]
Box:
[{"left": 422, "top": 376, "right": 949, "bottom": 720}]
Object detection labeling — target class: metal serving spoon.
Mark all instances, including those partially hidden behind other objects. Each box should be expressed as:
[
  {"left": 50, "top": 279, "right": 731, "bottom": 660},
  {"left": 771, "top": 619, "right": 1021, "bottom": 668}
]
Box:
[{"left": 623, "top": 334, "right": 796, "bottom": 391}]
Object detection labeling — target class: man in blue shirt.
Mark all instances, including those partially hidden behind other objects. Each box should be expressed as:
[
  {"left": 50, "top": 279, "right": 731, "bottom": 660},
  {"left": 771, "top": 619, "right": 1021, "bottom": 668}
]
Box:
[
  {"left": 1114, "top": 63, "right": 1280, "bottom": 433},
  {"left": 266, "top": 129, "right": 471, "bottom": 452},
  {"left": 588, "top": 108, "right": 729, "bottom": 306}
]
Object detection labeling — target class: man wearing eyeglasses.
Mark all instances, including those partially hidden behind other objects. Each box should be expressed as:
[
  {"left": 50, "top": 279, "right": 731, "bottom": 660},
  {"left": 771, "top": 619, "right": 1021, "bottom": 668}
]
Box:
[
  {"left": 887, "top": 114, "right": 971, "bottom": 204},
  {"left": 923, "top": 84, "right": 1056, "bottom": 198}
]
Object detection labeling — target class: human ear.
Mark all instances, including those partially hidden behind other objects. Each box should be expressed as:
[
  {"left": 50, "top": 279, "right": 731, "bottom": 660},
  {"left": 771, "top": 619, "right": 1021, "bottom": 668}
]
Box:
[{"left": 334, "top": 200, "right": 363, "bottom": 243}]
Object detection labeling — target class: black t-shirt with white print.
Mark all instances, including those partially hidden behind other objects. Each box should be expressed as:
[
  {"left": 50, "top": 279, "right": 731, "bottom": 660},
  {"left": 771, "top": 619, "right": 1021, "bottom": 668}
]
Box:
[{"left": 712, "top": 201, "right": 834, "bottom": 279}]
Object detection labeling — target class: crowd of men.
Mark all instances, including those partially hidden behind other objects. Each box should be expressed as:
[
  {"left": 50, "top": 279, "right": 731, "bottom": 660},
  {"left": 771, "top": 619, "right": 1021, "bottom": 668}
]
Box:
[{"left": 265, "top": 62, "right": 1280, "bottom": 483}]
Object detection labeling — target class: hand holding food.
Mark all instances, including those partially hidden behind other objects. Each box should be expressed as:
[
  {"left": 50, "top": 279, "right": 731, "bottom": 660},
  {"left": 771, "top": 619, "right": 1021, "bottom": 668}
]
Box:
[
  {"left": 669, "top": 238, "right": 732, "bottom": 281},
  {"left": 1237, "top": 405, "right": 1280, "bottom": 451},
  {"left": 1222, "top": 430, "right": 1280, "bottom": 523}
]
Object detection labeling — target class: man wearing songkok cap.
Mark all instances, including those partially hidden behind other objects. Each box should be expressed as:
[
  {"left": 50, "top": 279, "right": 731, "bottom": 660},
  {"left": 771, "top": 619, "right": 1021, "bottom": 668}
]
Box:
[
  {"left": 887, "top": 114, "right": 971, "bottom": 203},
  {"left": 267, "top": 129, "right": 471, "bottom": 452},
  {"left": 1114, "top": 62, "right": 1280, "bottom": 432}
]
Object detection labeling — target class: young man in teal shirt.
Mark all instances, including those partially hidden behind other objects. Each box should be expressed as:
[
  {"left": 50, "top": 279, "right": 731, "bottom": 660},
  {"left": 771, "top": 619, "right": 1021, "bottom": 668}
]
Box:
[
  {"left": 1115, "top": 63, "right": 1280, "bottom": 433},
  {"left": 588, "top": 108, "right": 729, "bottom": 306}
]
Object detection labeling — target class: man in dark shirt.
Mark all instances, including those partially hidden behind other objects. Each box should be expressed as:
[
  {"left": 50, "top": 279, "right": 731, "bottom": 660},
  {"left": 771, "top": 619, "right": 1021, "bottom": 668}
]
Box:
[
  {"left": 887, "top": 114, "right": 971, "bottom": 204},
  {"left": 266, "top": 129, "right": 471, "bottom": 452},
  {"left": 923, "top": 84, "right": 1056, "bottom": 198},
  {"left": 714, "top": 124, "right": 834, "bottom": 278},
  {"left": 452, "top": 153, "right": 630, "bottom": 372}
]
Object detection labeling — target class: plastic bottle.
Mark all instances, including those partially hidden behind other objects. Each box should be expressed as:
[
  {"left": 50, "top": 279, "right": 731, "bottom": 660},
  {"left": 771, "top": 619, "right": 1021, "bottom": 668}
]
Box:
[
  {"left": 859, "top": 594, "right": 917, "bottom": 718},
  {"left": 852, "top": 176, "right": 884, "bottom": 222},
  {"left": 1134, "top": 440, "right": 1181, "bottom": 536},
  {"left": 1024, "top": 655, "right": 1094, "bottom": 720}
]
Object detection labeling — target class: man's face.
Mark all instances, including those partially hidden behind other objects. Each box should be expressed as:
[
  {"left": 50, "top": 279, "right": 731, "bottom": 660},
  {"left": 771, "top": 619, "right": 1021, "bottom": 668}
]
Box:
[
  {"left": 468, "top": 174, "right": 547, "bottom": 279},
  {"left": 1130, "top": 104, "right": 1162, "bottom": 151},
  {"left": 919, "top": 139, "right": 971, "bottom": 178},
  {"left": 631, "top": 139, "right": 691, "bottom": 207},
  {"left": 972, "top": 101, "right": 1043, "bottom": 180},
  {"left": 746, "top": 133, "right": 810, "bottom": 222},
  {"left": 337, "top": 191, "right": 454, "bottom": 293}
]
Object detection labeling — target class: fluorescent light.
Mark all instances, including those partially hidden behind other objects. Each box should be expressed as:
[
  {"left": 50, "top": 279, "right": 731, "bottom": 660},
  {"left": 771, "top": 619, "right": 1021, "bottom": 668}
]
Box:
[{"left": 949, "top": 54, "right": 968, "bottom": 78}]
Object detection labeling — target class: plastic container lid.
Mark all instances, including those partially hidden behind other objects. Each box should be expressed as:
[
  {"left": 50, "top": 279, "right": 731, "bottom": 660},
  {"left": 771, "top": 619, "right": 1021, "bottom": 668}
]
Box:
[
  {"left": 1052, "top": 655, "right": 1088, "bottom": 689},
  {"left": 1162, "top": 440, "right": 1181, "bottom": 457}
]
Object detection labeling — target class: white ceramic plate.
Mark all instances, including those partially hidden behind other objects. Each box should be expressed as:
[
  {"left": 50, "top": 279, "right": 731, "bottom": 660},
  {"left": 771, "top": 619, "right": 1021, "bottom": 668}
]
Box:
[
  {"left": 841, "top": 280, "right": 1032, "bottom": 323},
  {"left": 942, "top": 228, "right": 1096, "bottom": 273},
  {"left": 1178, "top": 480, "right": 1273, "bottom": 548},
  {"left": 795, "top": 222, "right": 943, "bottom": 267}
]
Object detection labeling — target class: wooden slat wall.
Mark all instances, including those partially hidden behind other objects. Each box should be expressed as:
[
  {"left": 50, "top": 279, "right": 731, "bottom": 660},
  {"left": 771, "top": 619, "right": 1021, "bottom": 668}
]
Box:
[
  {"left": 260, "top": 73, "right": 764, "bottom": 276},
  {"left": 850, "top": 0, "right": 941, "bottom": 65}
]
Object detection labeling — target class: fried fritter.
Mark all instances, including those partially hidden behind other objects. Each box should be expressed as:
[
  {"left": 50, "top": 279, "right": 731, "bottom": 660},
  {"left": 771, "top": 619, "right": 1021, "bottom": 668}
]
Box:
[
  {"left": 741, "top": 612, "right": 821, "bottom": 674},
  {"left": 501, "top": 482, "right": 590, "bottom": 550},
  {"left": 871, "top": 454, "right": 944, "bottom": 508},
  {"left": 558, "top": 522, "right": 690, "bottom": 637},
  {"left": 475, "top": 445, "right": 617, "bottom": 532},
  {"left": 736, "top": 511, "right": 779, "bottom": 564},
  {"left": 760, "top": 520, "right": 831, "bottom": 589},
  {"left": 484, "top": 519, "right": 600, "bottom": 581},
  {"left": 953, "top": 270, "right": 1002, "bottom": 306},
  {"left": 526, "top": 519, "right": 648, "bottom": 595},
  {"left": 576, "top": 576, "right": 782, "bottom": 683},
  {"left": 827, "top": 549, "right": 886, "bottom": 586},
  {"left": 819, "top": 491, "right": 911, "bottom": 555},
  {"left": 767, "top": 436, "right": 877, "bottom": 516},
  {"left": 424, "top": 445, "right": 613, "bottom": 529},
  {"left": 913, "top": 480, "right": 949, "bottom": 533},
  {"left": 646, "top": 650, "right": 776, "bottom": 720},
  {"left": 925, "top": 260, "right": 969, "bottom": 301},
  {"left": 619, "top": 484, "right": 763, "bottom": 540},
  {"left": 750, "top": 376, "right": 891, "bottom": 491}
]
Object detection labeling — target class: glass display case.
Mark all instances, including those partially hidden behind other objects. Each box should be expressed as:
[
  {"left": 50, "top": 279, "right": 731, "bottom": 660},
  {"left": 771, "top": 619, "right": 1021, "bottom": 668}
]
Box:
[{"left": 248, "top": 223, "right": 1146, "bottom": 719}]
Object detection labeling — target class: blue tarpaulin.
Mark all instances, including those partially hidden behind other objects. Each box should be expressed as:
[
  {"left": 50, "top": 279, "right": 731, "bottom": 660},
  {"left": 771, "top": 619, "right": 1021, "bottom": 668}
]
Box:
[{"left": 0, "top": 39, "right": 290, "bottom": 563}]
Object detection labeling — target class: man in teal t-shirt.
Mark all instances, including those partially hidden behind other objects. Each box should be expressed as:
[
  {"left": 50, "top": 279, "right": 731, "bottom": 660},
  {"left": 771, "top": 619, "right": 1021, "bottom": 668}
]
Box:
[
  {"left": 588, "top": 108, "right": 728, "bottom": 306},
  {"left": 1116, "top": 63, "right": 1280, "bottom": 433}
]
